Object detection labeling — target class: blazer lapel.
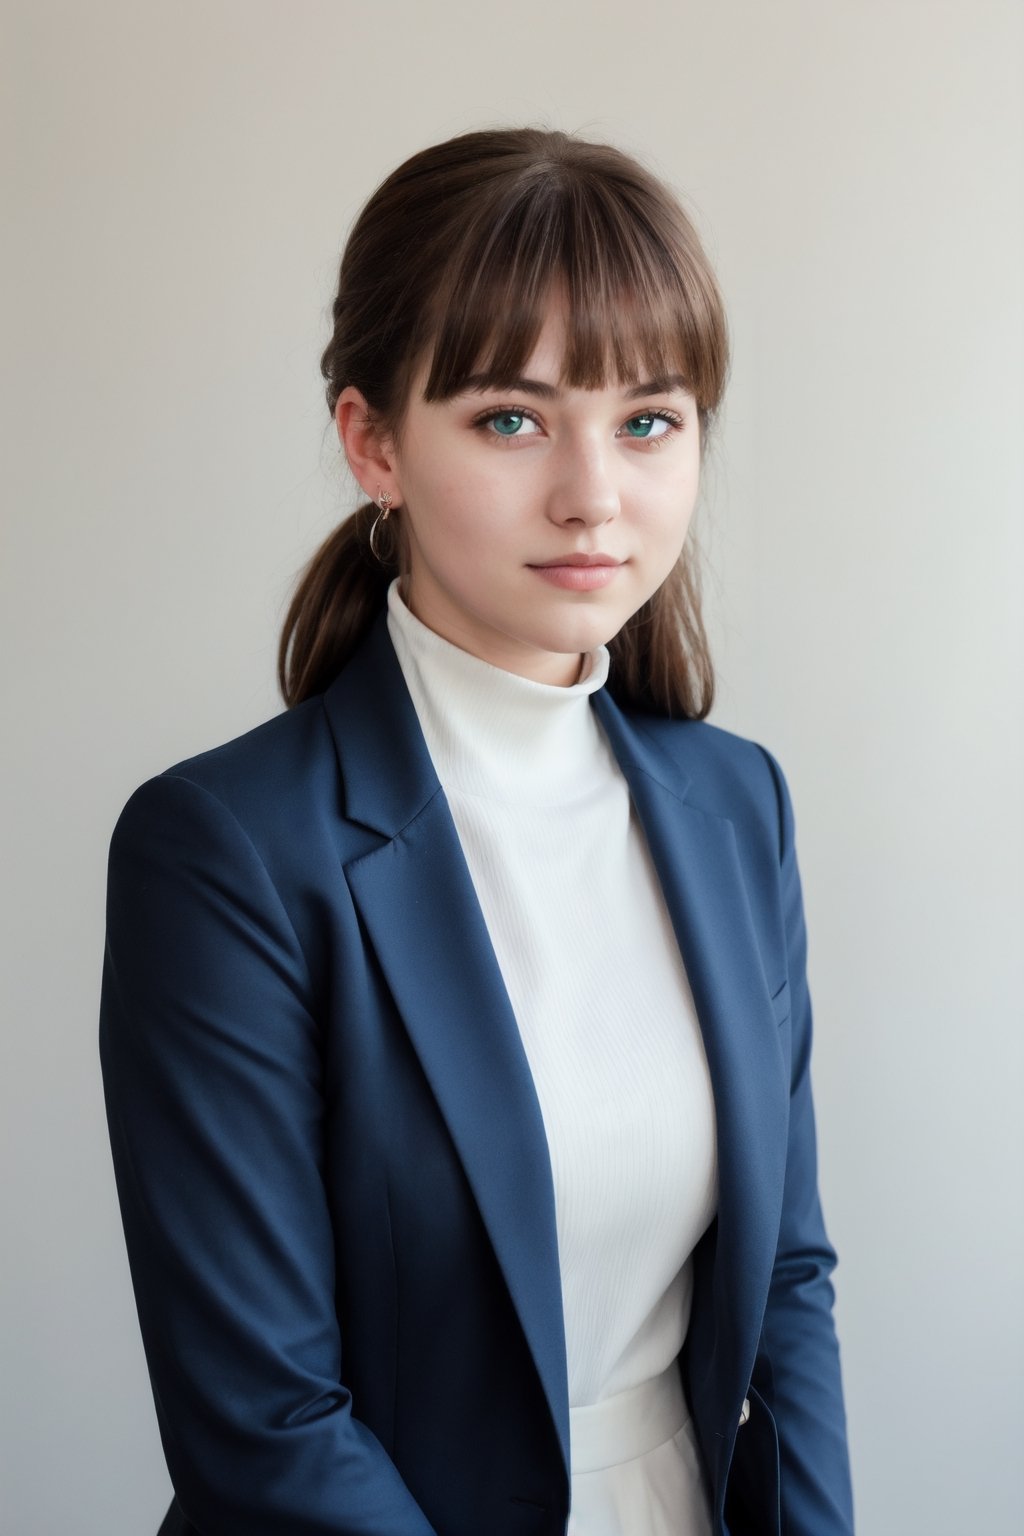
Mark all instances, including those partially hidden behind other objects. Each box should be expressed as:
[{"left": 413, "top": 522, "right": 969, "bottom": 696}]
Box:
[
  {"left": 593, "top": 693, "right": 790, "bottom": 1415},
  {"left": 324, "top": 620, "right": 570, "bottom": 1475}
]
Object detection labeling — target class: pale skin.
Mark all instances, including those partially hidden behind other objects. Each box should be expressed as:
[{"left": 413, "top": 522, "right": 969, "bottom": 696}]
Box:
[{"left": 335, "top": 306, "right": 702, "bottom": 687}]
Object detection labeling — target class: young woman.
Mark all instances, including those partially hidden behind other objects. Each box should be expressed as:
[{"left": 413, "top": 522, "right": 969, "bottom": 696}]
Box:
[{"left": 100, "top": 127, "right": 854, "bottom": 1536}]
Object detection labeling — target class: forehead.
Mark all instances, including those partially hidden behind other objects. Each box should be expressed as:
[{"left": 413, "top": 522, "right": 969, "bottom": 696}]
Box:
[{"left": 509, "top": 305, "right": 569, "bottom": 377}]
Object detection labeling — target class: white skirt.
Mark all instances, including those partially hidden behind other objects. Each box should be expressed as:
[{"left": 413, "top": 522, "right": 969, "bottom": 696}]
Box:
[{"left": 568, "top": 1364, "right": 712, "bottom": 1536}]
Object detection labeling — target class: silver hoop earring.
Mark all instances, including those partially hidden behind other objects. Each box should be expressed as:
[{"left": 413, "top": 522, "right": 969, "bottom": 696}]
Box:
[{"left": 369, "top": 490, "right": 394, "bottom": 564}]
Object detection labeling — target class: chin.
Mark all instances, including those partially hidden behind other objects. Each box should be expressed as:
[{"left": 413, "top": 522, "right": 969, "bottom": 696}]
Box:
[{"left": 528, "top": 613, "right": 624, "bottom": 657}]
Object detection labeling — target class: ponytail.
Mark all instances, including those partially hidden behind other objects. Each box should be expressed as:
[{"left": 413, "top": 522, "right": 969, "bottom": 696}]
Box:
[{"left": 278, "top": 503, "right": 398, "bottom": 707}]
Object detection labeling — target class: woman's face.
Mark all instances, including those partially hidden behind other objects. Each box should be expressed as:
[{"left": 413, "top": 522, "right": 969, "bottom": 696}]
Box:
[{"left": 387, "top": 308, "right": 703, "bottom": 685}]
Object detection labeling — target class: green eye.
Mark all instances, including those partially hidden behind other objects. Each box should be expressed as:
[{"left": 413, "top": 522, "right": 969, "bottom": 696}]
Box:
[
  {"left": 624, "top": 413, "right": 656, "bottom": 438},
  {"left": 492, "top": 412, "right": 525, "bottom": 435}
]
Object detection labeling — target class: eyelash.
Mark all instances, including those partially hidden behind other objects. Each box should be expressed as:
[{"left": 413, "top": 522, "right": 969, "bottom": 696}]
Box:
[{"left": 470, "top": 404, "right": 686, "bottom": 445}]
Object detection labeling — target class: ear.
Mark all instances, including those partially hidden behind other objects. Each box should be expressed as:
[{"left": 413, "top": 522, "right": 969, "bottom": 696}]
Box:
[{"left": 334, "top": 387, "right": 401, "bottom": 507}]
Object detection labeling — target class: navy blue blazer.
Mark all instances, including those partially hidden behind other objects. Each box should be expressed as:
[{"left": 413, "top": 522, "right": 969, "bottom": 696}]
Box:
[{"left": 100, "top": 612, "right": 854, "bottom": 1536}]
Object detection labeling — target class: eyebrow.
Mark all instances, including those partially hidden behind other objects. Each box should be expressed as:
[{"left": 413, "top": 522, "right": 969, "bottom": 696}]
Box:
[{"left": 460, "top": 373, "right": 692, "bottom": 400}]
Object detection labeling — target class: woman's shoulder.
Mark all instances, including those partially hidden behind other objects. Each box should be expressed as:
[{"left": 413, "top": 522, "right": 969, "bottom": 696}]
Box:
[
  {"left": 163, "top": 694, "right": 329, "bottom": 793},
  {"left": 614, "top": 706, "right": 794, "bottom": 844},
  {"left": 112, "top": 693, "right": 341, "bottom": 859}
]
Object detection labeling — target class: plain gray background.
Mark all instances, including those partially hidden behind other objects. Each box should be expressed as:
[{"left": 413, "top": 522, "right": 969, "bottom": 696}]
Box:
[{"left": 3, "top": 1, "right": 1022, "bottom": 1532}]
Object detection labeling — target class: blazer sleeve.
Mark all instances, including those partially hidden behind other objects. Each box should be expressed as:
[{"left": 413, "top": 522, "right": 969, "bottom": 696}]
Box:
[
  {"left": 752, "top": 747, "right": 855, "bottom": 1536},
  {"left": 99, "top": 772, "right": 436, "bottom": 1536}
]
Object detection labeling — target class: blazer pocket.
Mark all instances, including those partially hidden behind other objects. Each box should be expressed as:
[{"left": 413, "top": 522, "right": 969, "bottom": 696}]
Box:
[{"left": 769, "top": 978, "right": 791, "bottom": 1028}]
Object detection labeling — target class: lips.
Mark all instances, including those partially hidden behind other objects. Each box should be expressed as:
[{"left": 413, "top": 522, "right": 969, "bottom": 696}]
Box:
[
  {"left": 530, "top": 554, "right": 622, "bottom": 569},
  {"left": 527, "top": 556, "right": 624, "bottom": 591}
]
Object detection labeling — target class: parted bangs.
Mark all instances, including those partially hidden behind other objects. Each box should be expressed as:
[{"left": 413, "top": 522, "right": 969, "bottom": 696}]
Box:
[{"left": 415, "top": 164, "right": 728, "bottom": 413}]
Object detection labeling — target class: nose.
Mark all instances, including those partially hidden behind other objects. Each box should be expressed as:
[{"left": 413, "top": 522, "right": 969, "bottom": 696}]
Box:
[{"left": 547, "top": 439, "right": 620, "bottom": 529}]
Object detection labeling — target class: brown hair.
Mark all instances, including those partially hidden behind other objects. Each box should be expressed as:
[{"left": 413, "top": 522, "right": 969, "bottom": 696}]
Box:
[{"left": 279, "top": 127, "right": 729, "bottom": 716}]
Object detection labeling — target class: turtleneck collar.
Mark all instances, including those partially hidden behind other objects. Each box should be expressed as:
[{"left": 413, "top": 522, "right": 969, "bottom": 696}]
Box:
[{"left": 386, "top": 579, "right": 613, "bottom": 807}]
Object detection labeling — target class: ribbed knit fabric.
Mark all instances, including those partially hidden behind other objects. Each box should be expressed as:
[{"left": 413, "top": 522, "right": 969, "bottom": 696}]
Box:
[{"left": 387, "top": 582, "right": 717, "bottom": 1534}]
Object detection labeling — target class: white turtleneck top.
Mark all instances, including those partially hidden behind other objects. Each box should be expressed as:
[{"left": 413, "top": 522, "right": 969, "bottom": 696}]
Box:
[{"left": 386, "top": 582, "right": 717, "bottom": 1536}]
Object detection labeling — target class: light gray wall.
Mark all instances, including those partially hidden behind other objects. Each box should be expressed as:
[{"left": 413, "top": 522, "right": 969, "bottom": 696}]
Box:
[{"left": 3, "top": 2, "right": 1022, "bottom": 1532}]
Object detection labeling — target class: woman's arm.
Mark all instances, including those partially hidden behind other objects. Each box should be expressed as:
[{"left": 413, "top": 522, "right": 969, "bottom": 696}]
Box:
[
  {"left": 100, "top": 772, "right": 436, "bottom": 1536},
  {"left": 754, "top": 748, "right": 855, "bottom": 1536}
]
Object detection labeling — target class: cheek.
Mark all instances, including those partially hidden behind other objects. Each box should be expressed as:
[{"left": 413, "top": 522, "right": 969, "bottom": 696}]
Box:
[
  {"left": 410, "top": 465, "right": 520, "bottom": 552},
  {"left": 402, "top": 478, "right": 504, "bottom": 576},
  {"left": 642, "top": 481, "right": 699, "bottom": 552},
  {"left": 398, "top": 458, "right": 468, "bottom": 542}
]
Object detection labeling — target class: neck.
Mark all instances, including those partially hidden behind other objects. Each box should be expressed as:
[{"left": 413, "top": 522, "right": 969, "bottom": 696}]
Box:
[{"left": 386, "top": 580, "right": 612, "bottom": 806}]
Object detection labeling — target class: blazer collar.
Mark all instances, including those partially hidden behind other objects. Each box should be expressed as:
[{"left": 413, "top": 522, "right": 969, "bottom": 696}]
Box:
[{"left": 323, "top": 613, "right": 441, "bottom": 837}]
